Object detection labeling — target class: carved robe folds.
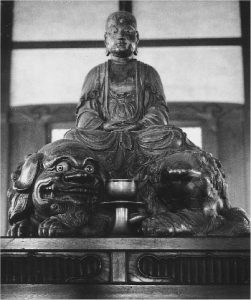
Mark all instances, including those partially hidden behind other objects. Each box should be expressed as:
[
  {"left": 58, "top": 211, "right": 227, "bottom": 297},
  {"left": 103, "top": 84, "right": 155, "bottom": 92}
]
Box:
[
  {"left": 63, "top": 59, "right": 250, "bottom": 237},
  {"left": 65, "top": 59, "right": 195, "bottom": 177},
  {"left": 75, "top": 60, "right": 169, "bottom": 129}
]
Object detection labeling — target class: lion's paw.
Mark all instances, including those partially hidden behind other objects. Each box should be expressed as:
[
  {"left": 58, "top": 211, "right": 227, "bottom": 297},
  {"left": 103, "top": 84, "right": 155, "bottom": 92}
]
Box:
[
  {"left": 38, "top": 217, "right": 74, "bottom": 237},
  {"left": 7, "top": 219, "right": 36, "bottom": 237},
  {"left": 141, "top": 216, "right": 176, "bottom": 237}
]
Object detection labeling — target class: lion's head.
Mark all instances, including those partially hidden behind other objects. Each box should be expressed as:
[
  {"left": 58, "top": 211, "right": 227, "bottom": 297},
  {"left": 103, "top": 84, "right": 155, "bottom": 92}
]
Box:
[{"left": 8, "top": 139, "right": 107, "bottom": 234}]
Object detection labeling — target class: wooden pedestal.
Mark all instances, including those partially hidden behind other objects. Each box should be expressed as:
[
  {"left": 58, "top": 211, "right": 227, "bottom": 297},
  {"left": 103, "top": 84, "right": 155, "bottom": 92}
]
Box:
[{"left": 1, "top": 237, "right": 250, "bottom": 299}]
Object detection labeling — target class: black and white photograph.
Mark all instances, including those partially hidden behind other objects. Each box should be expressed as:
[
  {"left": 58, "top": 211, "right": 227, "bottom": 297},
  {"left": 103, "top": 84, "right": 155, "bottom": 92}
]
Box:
[{"left": 1, "top": 0, "right": 250, "bottom": 298}]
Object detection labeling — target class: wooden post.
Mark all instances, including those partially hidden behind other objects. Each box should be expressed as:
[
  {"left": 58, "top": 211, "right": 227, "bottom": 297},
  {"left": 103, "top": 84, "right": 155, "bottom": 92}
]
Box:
[
  {"left": 1, "top": 1, "right": 13, "bottom": 235},
  {"left": 111, "top": 251, "right": 126, "bottom": 282},
  {"left": 240, "top": 0, "right": 250, "bottom": 213}
]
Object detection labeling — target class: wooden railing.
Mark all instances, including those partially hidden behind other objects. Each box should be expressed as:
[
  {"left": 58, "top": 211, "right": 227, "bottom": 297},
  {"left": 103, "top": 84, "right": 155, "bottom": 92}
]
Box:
[{"left": 1, "top": 237, "right": 250, "bottom": 299}]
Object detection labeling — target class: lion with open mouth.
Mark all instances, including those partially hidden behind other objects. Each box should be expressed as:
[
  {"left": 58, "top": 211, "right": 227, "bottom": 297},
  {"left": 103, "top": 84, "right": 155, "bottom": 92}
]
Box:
[
  {"left": 7, "top": 139, "right": 112, "bottom": 237},
  {"left": 7, "top": 135, "right": 249, "bottom": 237}
]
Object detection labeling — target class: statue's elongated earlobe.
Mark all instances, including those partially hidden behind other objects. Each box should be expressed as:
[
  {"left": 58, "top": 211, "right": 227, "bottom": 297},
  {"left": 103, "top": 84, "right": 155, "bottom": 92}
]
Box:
[
  {"left": 104, "top": 33, "right": 110, "bottom": 56},
  {"left": 134, "top": 31, "right": 139, "bottom": 56}
]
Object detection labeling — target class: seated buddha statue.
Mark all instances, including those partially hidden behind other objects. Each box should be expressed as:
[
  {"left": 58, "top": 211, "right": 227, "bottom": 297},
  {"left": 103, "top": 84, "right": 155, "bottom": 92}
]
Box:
[
  {"left": 64, "top": 11, "right": 249, "bottom": 236},
  {"left": 65, "top": 11, "right": 197, "bottom": 177},
  {"left": 7, "top": 11, "right": 249, "bottom": 237}
]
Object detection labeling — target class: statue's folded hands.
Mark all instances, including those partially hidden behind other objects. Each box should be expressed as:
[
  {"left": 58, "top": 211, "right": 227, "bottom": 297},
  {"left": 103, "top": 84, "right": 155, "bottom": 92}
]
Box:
[{"left": 103, "top": 120, "right": 143, "bottom": 132}]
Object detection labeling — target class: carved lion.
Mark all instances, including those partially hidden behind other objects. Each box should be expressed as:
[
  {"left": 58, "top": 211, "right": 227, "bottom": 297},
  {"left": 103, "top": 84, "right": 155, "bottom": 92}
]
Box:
[
  {"left": 135, "top": 148, "right": 250, "bottom": 236},
  {"left": 7, "top": 139, "right": 112, "bottom": 237},
  {"left": 7, "top": 133, "right": 250, "bottom": 237}
]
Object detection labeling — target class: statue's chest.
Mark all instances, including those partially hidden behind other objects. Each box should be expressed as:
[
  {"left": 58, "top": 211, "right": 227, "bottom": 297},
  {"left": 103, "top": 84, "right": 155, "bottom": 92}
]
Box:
[{"left": 108, "top": 62, "right": 137, "bottom": 121}]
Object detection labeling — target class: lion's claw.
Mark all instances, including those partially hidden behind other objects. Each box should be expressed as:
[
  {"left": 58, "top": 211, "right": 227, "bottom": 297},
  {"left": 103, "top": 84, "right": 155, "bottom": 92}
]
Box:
[
  {"left": 7, "top": 219, "right": 36, "bottom": 237},
  {"left": 38, "top": 217, "right": 73, "bottom": 237},
  {"left": 141, "top": 216, "right": 176, "bottom": 237}
]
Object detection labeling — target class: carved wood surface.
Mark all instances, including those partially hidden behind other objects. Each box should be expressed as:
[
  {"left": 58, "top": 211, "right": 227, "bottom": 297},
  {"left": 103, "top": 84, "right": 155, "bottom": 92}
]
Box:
[
  {"left": 128, "top": 251, "right": 249, "bottom": 284},
  {"left": 2, "top": 252, "right": 110, "bottom": 284},
  {"left": 1, "top": 237, "right": 250, "bottom": 298},
  {"left": 9, "top": 103, "right": 242, "bottom": 124},
  {"left": 1, "top": 237, "right": 249, "bottom": 251},
  {"left": 1, "top": 284, "right": 250, "bottom": 299},
  {"left": 7, "top": 102, "right": 248, "bottom": 218}
]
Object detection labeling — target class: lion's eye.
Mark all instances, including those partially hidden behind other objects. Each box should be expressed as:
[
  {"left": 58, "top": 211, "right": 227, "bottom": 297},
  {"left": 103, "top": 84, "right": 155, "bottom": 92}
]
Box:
[
  {"left": 84, "top": 164, "right": 95, "bottom": 174},
  {"left": 56, "top": 161, "right": 70, "bottom": 172}
]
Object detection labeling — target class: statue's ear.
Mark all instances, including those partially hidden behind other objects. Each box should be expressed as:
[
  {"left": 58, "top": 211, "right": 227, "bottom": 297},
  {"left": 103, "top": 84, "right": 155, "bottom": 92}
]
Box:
[
  {"left": 133, "top": 31, "right": 139, "bottom": 56},
  {"left": 136, "top": 31, "right": 139, "bottom": 43},
  {"left": 13, "top": 153, "right": 43, "bottom": 192},
  {"left": 104, "top": 32, "right": 107, "bottom": 41},
  {"left": 104, "top": 33, "right": 110, "bottom": 56}
]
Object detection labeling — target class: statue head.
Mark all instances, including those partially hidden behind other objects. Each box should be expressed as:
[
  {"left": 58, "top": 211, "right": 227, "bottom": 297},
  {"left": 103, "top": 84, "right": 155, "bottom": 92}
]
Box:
[{"left": 104, "top": 11, "right": 139, "bottom": 58}]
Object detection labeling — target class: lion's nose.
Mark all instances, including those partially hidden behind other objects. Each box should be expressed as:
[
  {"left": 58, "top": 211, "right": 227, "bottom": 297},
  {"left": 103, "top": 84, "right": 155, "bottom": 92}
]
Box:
[{"left": 64, "top": 173, "right": 95, "bottom": 184}]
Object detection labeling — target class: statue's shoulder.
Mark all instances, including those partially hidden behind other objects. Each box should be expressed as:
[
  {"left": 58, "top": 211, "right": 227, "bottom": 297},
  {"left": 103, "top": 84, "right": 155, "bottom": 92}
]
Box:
[
  {"left": 85, "top": 62, "right": 107, "bottom": 79},
  {"left": 136, "top": 60, "right": 160, "bottom": 77},
  {"left": 81, "top": 62, "right": 108, "bottom": 91},
  {"left": 136, "top": 60, "right": 162, "bottom": 84}
]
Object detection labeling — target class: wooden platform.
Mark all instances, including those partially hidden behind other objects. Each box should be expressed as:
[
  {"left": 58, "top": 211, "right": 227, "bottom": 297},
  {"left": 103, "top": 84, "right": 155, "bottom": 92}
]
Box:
[{"left": 1, "top": 237, "right": 250, "bottom": 299}]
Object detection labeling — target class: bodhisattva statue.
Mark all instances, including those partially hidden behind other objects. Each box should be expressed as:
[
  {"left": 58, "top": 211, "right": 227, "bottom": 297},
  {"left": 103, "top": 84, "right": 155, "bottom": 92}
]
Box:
[{"left": 7, "top": 11, "right": 249, "bottom": 237}]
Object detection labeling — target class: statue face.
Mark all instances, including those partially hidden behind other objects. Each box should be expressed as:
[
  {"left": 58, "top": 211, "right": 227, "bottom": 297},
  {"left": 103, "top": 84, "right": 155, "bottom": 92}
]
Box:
[{"left": 105, "top": 14, "right": 139, "bottom": 58}]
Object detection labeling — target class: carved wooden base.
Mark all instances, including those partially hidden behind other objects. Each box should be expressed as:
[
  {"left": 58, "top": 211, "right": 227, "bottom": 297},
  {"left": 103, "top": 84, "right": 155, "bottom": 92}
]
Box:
[
  {"left": 2, "top": 284, "right": 250, "bottom": 299},
  {"left": 1, "top": 237, "right": 250, "bottom": 299}
]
